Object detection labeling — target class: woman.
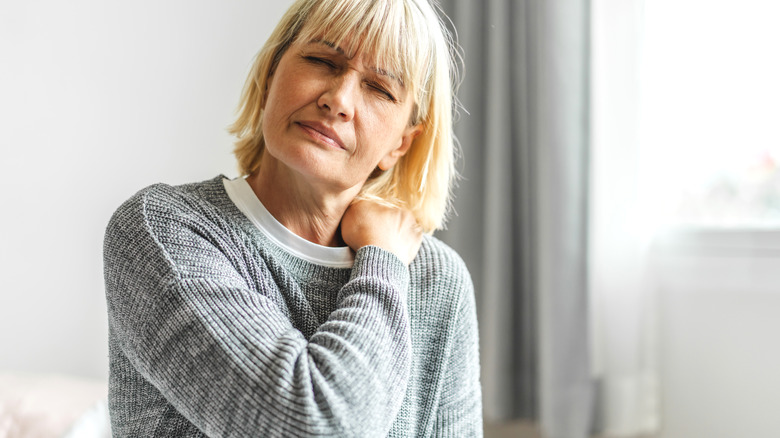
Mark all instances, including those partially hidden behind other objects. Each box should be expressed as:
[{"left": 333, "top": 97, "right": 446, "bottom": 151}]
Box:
[{"left": 104, "top": 0, "right": 481, "bottom": 436}]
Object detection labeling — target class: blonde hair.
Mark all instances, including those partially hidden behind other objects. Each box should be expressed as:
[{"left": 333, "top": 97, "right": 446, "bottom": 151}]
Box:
[{"left": 229, "top": 0, "right": 459, "bottom": 232}]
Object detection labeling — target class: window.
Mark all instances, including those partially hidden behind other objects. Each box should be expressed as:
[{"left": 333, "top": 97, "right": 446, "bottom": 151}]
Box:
[{"left": 638, "top": 0, "right": 780, "bottom": 227}]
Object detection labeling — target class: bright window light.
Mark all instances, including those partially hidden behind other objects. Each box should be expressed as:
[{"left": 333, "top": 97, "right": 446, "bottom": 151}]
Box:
[{"left": 638, "top": 0, "right": 780, "bottom": 227}]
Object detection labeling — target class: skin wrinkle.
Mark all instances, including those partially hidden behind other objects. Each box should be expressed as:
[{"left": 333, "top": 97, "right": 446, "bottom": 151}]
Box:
[
  {"left": 310, "top": 39, "right": 406, "bottom": 88},
  {"left": 250, "top": 38, "right": 420, "bottom": 248}
]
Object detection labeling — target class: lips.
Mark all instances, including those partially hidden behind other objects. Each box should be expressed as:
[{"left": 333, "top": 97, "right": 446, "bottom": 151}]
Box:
[{"left": 296, "top": 121, "right": 347, "bottom": 150}]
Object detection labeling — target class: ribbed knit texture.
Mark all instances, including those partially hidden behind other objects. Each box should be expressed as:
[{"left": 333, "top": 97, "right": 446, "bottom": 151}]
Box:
[{"left": 103, "top": 176, "right": 482, "bottom": 437}]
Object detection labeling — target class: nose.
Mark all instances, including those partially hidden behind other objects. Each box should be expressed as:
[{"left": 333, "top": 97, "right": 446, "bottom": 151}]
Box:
[{"left": 317, "top": 72, "right": 358, "bottom": 121}]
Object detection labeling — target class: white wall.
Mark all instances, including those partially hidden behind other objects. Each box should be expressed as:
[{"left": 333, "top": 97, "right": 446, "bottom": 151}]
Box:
[
  {"left": 0, "top": 0, "right": 293, "bottom": 379},
  {"left": 653, "top": 229, "right": 780, "bottom": 437}
]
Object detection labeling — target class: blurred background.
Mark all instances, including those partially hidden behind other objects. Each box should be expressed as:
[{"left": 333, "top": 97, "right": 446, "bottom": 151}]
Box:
[{"left": 1, "top": 0, "right": 778, "bottom": 437}]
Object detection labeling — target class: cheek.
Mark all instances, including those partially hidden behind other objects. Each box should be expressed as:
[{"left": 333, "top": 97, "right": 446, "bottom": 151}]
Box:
[
  {"left": 353, "top": 121, "right": 402, "bottom": 164},
  {"left": 263, "top": 90, "right": 304, "bottom": 143},
  {"left": 264, "top": 66, "right": 313, "bottom": 118},
  {"left": 264, "top": 85, "right": 292, "bottom": 120}
]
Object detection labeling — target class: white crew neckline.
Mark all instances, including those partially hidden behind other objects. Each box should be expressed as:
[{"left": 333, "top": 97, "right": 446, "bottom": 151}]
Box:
[{"left": 223, "top": 177, "right": 354, "bottom": 268}]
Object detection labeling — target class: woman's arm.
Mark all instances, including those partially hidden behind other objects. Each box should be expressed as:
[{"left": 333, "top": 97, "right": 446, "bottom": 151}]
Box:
[
  {"left": 105, "top": 188, "right": 413, "bottom": 438},
  {"left": 432, "top": 279, "right": 483, "bottom": 437}
]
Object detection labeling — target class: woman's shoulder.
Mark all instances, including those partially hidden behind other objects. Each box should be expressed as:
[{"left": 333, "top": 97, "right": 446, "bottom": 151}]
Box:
[
  {"left": 108, "top": 176, "right": 228, "bottom": 229},
  {"left": 417, "top": 235, "right": 469, "bottom": 272},
  {"left": 411, "top": 235, "right": 474, "bottom": 301},
  {"left": 113, "top": 175, "right": 225, "bottom": 213},
  {"left": 104, "top": 176, "right": 249, "bottom": 284},
  {"left": 104, "top": 176, "right": 238, "bottom": 261}
]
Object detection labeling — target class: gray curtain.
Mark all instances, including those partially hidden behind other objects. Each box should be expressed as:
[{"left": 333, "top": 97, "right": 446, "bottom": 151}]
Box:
[{"left": 437, "top": 0, "right": 593, "bottom": 436}]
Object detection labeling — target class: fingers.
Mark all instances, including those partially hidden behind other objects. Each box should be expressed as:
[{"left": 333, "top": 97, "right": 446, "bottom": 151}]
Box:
[{"left": 341, "top": 200, "right": 422, "bottom": 265}]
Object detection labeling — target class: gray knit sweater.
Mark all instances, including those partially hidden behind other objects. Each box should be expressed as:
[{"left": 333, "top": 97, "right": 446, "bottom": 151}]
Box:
[{"left": 103, "top": 176, "right": 482, "bottom": 437}]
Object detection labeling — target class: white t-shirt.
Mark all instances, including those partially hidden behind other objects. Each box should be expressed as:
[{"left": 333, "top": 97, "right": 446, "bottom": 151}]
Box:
[{"left": 223, "top": 177, "right": 354, "bottom": 268}]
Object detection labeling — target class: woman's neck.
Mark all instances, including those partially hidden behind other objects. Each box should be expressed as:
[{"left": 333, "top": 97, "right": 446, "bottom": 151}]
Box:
[{"left": 247, "top": 155, "right": 360, "bottom": 247}]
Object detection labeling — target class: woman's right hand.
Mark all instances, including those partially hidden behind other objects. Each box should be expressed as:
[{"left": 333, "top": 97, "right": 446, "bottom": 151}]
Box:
[{"left": 341, "top": 200, "right": 423, "bottom": 265}]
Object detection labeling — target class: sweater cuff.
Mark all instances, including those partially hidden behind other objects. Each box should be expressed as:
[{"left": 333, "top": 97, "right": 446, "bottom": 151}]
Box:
[{"left": 351, "top": 245, "right": 410, "bottom": 291}]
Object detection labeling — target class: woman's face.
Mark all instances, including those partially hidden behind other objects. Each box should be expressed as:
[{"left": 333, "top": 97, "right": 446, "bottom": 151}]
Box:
[{"left": 261, "top": 38, "right": 420, "bottom": 193}]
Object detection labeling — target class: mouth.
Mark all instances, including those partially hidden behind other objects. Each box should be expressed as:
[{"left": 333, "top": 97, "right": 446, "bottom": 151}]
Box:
[{"left": 296, "top": 121, "right": 347, "bottom": 150}]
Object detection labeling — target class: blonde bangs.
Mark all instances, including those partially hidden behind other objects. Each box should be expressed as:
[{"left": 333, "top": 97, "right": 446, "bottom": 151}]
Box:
[{"left": 295, "top": 0, "right": 434, "bottom": 121}]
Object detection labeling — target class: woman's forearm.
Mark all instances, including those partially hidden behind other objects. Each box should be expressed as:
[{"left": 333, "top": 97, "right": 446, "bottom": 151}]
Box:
[{"left": 105, "top": 187, "right": 412, "bottom": 438}]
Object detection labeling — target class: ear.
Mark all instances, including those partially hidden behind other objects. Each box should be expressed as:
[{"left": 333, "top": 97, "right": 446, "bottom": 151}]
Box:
[{"left": 377, "top": 124, "right": 422, "bottom": 171}]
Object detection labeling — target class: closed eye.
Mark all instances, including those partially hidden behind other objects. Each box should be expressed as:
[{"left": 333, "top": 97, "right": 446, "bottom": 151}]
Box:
[
  {"left": 303, "top": 56, "right": 336, "bottom": 69},
  {"left": 368, "top": 82, "right": 397, "bottom": 103}
]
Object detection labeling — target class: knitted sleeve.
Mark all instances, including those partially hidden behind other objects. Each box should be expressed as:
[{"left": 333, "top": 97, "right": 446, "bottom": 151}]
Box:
[
  {"left": 104, "top": 187, "right": 411, "bottom": 437},
  {"left": 433, "top": 276, "right": 483, "bottom": 437}
]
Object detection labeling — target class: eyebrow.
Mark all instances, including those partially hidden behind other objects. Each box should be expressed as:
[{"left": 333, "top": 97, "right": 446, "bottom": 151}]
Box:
[{"left": 307, "top": 39, "right": 405, "bottom": 88}]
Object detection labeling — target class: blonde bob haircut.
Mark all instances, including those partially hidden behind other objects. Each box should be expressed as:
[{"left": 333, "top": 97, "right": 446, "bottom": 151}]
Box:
[{"left": 229, "top": 0, "right": 459, "bottom": 233}]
